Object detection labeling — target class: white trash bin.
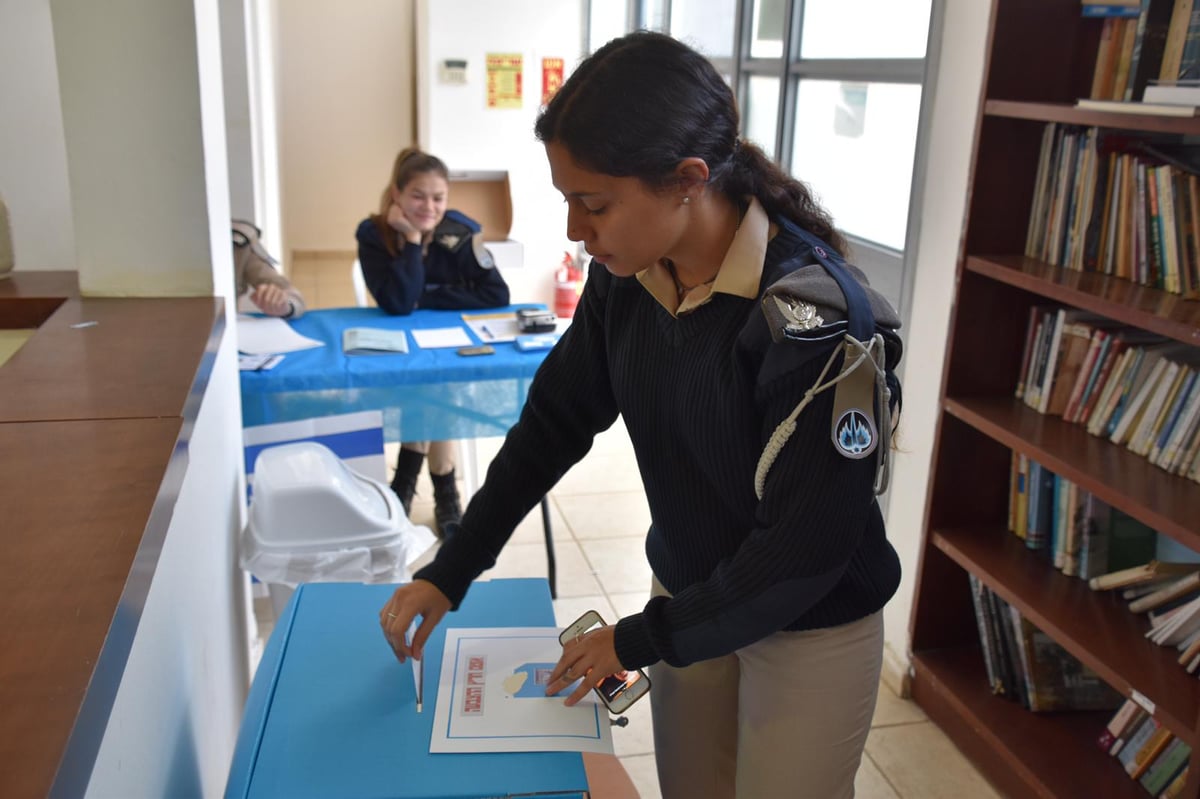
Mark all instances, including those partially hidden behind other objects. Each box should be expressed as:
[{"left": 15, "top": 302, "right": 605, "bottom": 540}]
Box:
[{"left": 241, "top": 441, "right": 436, "bottom": 616}]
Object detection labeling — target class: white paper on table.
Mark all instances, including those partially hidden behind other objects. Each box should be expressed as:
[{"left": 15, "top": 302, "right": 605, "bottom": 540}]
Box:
[
  {"left": 236, "top": 314, "right": 325, "bottom": 354},
  {"left": 431, "top": 627, "right": 614, "bottom": 754},
  {"left": 461, "top": 312, "right": 520, "bottom": 343},
  {"left": 411, "top": 327, "right": 473, "bottom": 349}
]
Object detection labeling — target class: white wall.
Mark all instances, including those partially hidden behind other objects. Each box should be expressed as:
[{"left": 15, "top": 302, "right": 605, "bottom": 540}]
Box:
[
  {"left": 417, "top": 0, "right": 585, "bottom": 306},
  {"left": 50, "top": 0, "right": 222, "bottom": 296},
  {"left": 86, "top": 334, "right": 249, "bottom": 798},
  {"left": 275, "top": 0, "right": 416, "bottom": 262},
  {"left": 0, "top": 0, "right": 251, "bottom": 792},
  {"left": 0, "top": 0, "right": 75, "bottom": 271},
  {"left": 222, "top": 0, "right": 256, "bottom": 222},
  {"left": 882, "top": 0, "right": 990, "bottom": 666}
]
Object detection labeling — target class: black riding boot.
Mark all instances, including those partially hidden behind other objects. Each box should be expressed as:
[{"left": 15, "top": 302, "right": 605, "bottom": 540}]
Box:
[
  {"left": 390, "top": 448, "right": 425, "bottom": 516},
  {"left": 431, "top": 470, "right": 462, "bottom": 535}
]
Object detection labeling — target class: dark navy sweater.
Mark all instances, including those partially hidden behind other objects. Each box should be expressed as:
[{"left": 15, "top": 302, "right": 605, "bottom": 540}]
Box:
[
  {"left": 355, "top": 212, "right": 510, "bottom": 314},
  {"left": 416, "top": 222, "right": 902, "bottom": 670}
]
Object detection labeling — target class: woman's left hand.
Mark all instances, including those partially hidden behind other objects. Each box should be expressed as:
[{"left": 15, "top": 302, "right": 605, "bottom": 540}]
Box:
[{"left": 546, "top": 623, "right": 624, "bottom": 706}]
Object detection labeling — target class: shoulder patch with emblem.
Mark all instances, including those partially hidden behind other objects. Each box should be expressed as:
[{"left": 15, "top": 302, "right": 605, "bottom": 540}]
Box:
[{"left": 472, "top": 234, "right": 495, "bottom": 269}]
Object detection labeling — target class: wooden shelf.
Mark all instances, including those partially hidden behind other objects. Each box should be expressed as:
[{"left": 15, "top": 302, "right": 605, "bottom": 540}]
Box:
[
  {"left": 966, "top": 255, "right": 1200, "bottom": 347},
  {"left": 931, "top": 525, "right": 1200, "bottom": 743},
  {"left": 913, "top": 2, "right": 1200, "bottom": 795},
  {"left": 986, "top": 99, "right": 1200, "bottom": 136},
  {"left": 944, "top": 395, "right": 1200, "bottom": 550},
  {"left": 912, "top": 647, "right": 1150, "bottom": 799}
]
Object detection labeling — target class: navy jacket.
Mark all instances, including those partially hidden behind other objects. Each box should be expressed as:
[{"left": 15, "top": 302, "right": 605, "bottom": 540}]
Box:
[{"left": 355, "top": 211, "right": 510, "bottom": 314}]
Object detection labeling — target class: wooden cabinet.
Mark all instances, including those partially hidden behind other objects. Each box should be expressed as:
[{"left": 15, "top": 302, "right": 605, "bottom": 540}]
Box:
[{"left": 908, "top": 2, "right": 1200, "bottom": 797}]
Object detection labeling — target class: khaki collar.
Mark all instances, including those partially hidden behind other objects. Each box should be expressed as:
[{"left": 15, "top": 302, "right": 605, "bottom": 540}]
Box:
[{"left": 638, "top": 197, "right": 772, "bottom": 316}]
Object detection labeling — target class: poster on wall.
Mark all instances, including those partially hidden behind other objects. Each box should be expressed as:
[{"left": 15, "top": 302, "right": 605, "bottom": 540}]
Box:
[
  {"left": 541, "top": 57, "right": 564, "bottom": 105},
  {"left": 486, "top": 53, "right": 523, "bottom": 109}
]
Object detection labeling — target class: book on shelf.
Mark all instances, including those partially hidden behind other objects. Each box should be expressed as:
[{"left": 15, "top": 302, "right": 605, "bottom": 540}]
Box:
[
  {"left": 1139, "top": 736, "right": 1191, "bottom": 796},
  {"left": 1148, "top": 366, "right": 1200, "bottom": 463},
  {"left": 1158, "top": 0, "right": 1198, "bottom": 83},
  {"left": 1082, "top": 0, "right": 1143, "bottom": 17},
  {"left": 1008, "top": 605, "right": 1124, "bottom": 712},
  {"left": 1076, "top": 489, "right": 1115, "bottom": 579},
  {"left": 1128, "top": 569, "right": 1200, "bottom": 612},
  {"left": 1146, "top": 592, "right": 1200, "bottom": 645},
  {"left": 1098, "top": 696, "right": 1146, "bottom": 754},
  {"left": 1089, "top": 559, "right": 1196, "bottom": 590},
  {"left": 1144, "top": 82, "right": 1200, "bottom": 104},
  {"left": 341, "top": 327, "right": 410, "bottom": 355},
  {"left": 1075, "top": 97, "right": 1200, "bottom": 114},
  {"left": 967, "top": 573, "right": 1005, "bottom": 696},
  {"left": 1129, "top": 727, "right": 1176, "bottom": 781},
  {"left": 1104, "top": 700, "right": 1153, "bottom": 757},
  {"left": 1178, "top": 629, "right": 1200, "bottom": 667},
  {"left": 1116, "top": 714, "right": 1165, "bottom": 774},
  {"left": 1162, "top": 765, "right": 1191, "bottom": 798},
  {"left": 1025, "top": 123, "right": 1200, "bottom": 297},
  {"left": 1025, "top": 461, "right": 1058, "bottom": 552}
]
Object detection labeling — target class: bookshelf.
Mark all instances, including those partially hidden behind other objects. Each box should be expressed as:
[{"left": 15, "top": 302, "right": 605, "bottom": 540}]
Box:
[{"left": 908, "top": 1, "right": 1200, "bottom": 798}]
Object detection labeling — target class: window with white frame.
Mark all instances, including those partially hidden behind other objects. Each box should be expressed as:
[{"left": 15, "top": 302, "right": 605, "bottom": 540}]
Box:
[{"left": 586, "top": 0, "right": 936, "bottom": 312}]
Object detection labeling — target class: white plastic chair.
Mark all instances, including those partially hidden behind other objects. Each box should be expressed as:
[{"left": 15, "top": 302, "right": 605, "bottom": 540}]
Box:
[{"left": 351, "top": 258, "right": 368, "bottom": 308}]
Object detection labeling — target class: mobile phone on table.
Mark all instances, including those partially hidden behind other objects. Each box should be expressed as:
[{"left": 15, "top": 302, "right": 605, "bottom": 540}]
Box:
[
  {"left": 456, "top": 344, "right": 495, "bottom": 356},
  {"left": 559, "top": 610, "right": 651, "bottom": 714}
]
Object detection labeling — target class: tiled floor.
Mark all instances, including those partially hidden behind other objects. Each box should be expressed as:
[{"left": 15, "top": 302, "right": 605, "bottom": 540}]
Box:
[{"left": 251, "top": 418, "right": 1002, "bottom": 799}]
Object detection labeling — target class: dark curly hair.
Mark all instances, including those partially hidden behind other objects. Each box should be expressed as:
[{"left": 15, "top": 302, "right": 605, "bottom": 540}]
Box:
[{"left": 535, "top": 31, "right": 846, "bottom": 255}]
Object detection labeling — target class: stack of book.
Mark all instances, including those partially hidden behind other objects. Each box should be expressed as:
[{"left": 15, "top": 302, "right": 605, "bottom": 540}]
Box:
[
  {"left": 968, "top": 574, "right": 1125, "bottom": 711},
  {"left": 1098, "top": 696, "right": 1192, "bottom": 796},
  {"left": 1078, "top": 0, "right": 1200, "bottom": 112},
  {"left": 1015, "top": 307, "right": 1200, "bottom": 481},
  {"left": 1007, "top": 454, "right": 1167, "bottom": 577},
  {"left": 1025, "top": 125, "right": 1200, "bottom": 297}
]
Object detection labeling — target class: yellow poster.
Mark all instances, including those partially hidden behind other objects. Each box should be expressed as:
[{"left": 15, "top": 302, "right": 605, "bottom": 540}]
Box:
[
  {"left": 541, "top": 57, "right": 564, "bottom": 105},
  {"left": 486, "top": 53, "right": 523, "bottom": 109}
]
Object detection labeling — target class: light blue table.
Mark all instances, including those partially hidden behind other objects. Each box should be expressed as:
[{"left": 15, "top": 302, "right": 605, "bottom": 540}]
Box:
[
  {"left": 239, "top": 306, "right": 551, "bottom": 442},
  {"left": 238, "top": 305, "right": 561, "bottom": 596},
  {"left": 225, "top": 579, "right": 588, "bottom": 799}
]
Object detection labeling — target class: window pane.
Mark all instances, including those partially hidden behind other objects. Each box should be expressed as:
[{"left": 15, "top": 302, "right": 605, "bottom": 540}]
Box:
[
  {"left": 670, "top": 0, "right": 737, "bottom": 58},
  {"left": 743, "top": 75, "right": 780, "bottom": 157},
  {"left": 750, "top": 0, "right": 786, "bottom": 58},
  {"left": 800, "top": 0, "right": 932, "bottom": 59},
  {"left": 790, "top": 80, "right": 922, "bottom": 250},
  {"left": 589, "top": 0, "right": 627, "bottom": 53},
  {"left": 639, "top": 0, "right": 668, "bottom": 31}
]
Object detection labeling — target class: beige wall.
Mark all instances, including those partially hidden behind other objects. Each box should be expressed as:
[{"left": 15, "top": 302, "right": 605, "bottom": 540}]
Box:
[{"left": 276, "top": 0, "right": 416, "bottom": 263}]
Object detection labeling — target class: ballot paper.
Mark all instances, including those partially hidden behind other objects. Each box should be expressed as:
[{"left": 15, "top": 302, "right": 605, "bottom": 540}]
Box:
[
  {"left": 237, "top": 314, "right": 324, "bottom": 354},
  {"left": 410, "top": 326, "right": 472, "bottom": 349},
  {"left": 431, "top": 627, "right": 615, "bottom": 754}
]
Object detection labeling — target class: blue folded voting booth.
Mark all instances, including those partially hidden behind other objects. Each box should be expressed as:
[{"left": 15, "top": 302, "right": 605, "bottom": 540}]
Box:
[{"left": 225, "top": 579, "right": 587, "bottom": 799}]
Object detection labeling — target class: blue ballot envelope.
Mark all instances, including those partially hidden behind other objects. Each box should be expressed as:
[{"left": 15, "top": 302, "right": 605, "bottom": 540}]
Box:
[{"left": 225, "top": 579, "right": 588, "bottom": 799}]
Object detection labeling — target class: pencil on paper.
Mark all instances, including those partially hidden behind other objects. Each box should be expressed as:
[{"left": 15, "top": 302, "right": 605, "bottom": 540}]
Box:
[{"left": 481, "top": 324, "right": 494, "bottom": 340}]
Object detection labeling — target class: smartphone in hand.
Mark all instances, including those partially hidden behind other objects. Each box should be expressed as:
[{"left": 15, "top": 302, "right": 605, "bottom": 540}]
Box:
[{"left": 559, "top": 610, "right": 651, "bottom": 714}]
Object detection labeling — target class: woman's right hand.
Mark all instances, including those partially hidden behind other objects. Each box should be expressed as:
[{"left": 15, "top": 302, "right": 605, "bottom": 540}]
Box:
[
  {"left": 386, "top": 202, "right": 422, "bottom": 245},
  {"left": 379, "top": 579, "right": 451, "bottom": 662}
]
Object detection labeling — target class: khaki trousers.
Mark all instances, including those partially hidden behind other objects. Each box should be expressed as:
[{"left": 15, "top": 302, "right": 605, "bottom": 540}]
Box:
[{"left": 648, "top": 578, "right": 883, "bottom": 799}]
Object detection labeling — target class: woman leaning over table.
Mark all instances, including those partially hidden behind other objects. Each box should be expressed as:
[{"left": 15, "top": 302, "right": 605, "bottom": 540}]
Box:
[
  {"left": 379, "top": 32, "right": 903, "bottom": 799},
  {"left": 356, "top": 147, "right": 510, "bottom": 534}
]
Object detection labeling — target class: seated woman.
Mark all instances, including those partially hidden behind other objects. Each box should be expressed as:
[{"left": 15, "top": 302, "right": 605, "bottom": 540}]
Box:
[{"left": 356, "top": 147, "right": 510, "bottom": 533}]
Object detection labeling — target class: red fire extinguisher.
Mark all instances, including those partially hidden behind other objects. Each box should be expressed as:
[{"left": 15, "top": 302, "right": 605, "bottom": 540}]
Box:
[{"left": 554, "top": 251, "right": 584, "bottom": 319}]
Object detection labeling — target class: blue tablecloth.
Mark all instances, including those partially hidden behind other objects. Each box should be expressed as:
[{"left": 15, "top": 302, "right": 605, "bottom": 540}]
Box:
[
  {"left": 225, "top": 579, "right": 588, "bottom": 799},
  {"left": 240, "top": 307, "right": 552, "bottom": 442}
]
